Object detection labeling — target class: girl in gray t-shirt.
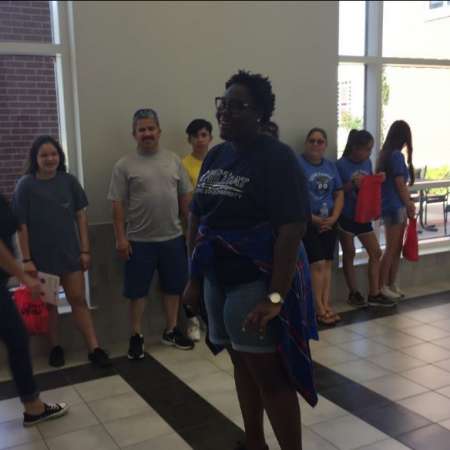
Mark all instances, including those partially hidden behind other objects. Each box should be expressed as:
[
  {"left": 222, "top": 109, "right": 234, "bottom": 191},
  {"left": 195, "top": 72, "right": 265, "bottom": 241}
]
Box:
[{"left": 13, "top": 136, "right": 110, "bottom": 369}]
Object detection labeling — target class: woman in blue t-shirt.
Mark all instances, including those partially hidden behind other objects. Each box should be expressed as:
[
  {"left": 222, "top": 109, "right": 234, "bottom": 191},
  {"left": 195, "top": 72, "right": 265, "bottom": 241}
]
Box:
[
  {"left": 299, "top": 128, "right": 344, "bottom": 326},
  {"left": 376, "top": 120, "right": 416, "bottom": 299},
  {"left": 337, "top": 129, "right": 395, "bottom": 308}
]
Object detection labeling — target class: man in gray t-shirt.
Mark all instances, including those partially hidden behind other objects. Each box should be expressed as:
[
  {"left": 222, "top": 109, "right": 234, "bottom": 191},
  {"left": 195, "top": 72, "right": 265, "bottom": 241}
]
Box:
[{"left": 108, "top": 109, "right": 194, "bottom": 357}]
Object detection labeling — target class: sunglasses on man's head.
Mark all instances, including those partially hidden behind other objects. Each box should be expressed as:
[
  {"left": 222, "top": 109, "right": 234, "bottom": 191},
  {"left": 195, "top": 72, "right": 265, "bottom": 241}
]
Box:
[{"left": 134, "top": 109, "right": 158, "bottom": 119}]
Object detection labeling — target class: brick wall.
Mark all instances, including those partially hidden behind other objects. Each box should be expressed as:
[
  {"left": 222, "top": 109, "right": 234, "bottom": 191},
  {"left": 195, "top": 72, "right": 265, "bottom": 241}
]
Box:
[
  {"left": 0, "top": 55, "right": 59, "bottom": 198},
  {"left": 0, "top": 1, "right": 52, "bottom": 43},
  {"left": 0, "top": 2, "right": 59, "bottom": 198}
]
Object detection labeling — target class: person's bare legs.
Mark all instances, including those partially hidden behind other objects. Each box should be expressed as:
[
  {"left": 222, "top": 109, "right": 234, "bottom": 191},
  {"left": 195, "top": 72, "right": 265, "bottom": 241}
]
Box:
[
  {"left": 23, "top": 398, "right": 47, "bottom": 415},
  {"left": 310, "top": 261, "right": 325, "bottom": 315},
  {"left": 359, "top": 232, "right": 382, "bottom": 296},
  {"left": 380, "top": 224, "right": 405, "bottom": 288},
  {"left": 229, "top": 349, "right": 266, "bottom": 450},
  {"left": 46, "top": 304, "right": 59, "bottom": 347},
  {"left": 323, "top": 260, "right": 338, "bottom": 319},
  {"left": 241, "top": 351, "right": 302, "bottom": 450},
  {"left": 60, "top": 271, "right": 99, "bottom": 352},
  {"left": 162, "top": 294, "right": 179, "bottom": 331},
  {"left": 129, "top": 298, "right": 146, "bottom": 335},
  {"left": 388, "top": 225, "right": 405, "bottom": 286},
  {"left": 340, "top": 231, "right": 357, "bottom": 294}
]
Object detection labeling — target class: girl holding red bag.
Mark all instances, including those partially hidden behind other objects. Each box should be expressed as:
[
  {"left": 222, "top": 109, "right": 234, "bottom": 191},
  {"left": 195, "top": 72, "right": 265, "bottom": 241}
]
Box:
[
  {"left": 12, "top": 136, "right": 110, "bottom": 368},
  {"left": 336, "top": 130, "right": 395, "bottom": 308},
  {"left": 0, "top": 194, "right": 69, "bottom": 426},
  {"left": 377, "top": 120, "right": 416, "bottom": 299}
]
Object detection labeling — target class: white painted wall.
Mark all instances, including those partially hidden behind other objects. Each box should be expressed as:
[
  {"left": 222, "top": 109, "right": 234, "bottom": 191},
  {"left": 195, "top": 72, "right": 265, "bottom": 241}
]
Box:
[{"left": 71, "top": 1, "right": 338, "bottom": 223}]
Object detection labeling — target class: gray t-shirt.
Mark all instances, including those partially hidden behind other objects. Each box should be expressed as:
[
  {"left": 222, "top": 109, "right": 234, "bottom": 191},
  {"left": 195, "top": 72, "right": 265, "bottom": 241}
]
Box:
[
  {"left": 12, "top": 172, "right": 88, "bottom": 276},
  {"left": 108, "top": 148, "right": 192, "bottom": 242}
]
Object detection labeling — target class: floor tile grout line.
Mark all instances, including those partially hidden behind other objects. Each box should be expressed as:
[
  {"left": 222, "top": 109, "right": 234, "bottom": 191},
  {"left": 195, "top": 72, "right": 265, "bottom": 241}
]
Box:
[
  {"left": 306, "top": 426, "right": 342, "bottom": 450},
  {"left": 395, "top": 422, "right": 450, "bottom": 449},
  {"left": 35, "top": 419, "right": 47, "bottom": 448},
  {"left": 0, "top": 359, "right": 446, "bottom": 450},
  {"left": 113, "top": 355, "right": 244, "bottom": 449},
  {"left": 313, "top": 361, "right": 450, "bottom": 448},
  {"left": 79, "top": 393, "right": 122, "bottom": 450},
  {"left": 0, "top": 292, "right": 449, "bottom": 449}
]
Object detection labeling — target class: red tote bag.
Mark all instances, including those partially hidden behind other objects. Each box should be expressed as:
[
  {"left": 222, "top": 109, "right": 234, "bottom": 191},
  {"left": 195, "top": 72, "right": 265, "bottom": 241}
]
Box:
[
  {"left": 13, "top": 286, "right": 49, "bottom": 335},
  {"left": 402, "top": 217, "right": 419, "bottom": 262},
  {"left": 354, "top": 174, "right": 384, "bottom": 224}
]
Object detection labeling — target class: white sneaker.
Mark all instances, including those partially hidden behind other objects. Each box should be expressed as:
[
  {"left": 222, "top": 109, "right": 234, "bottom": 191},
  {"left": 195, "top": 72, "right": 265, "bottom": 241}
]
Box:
[
  {"left": 187, "top": 317, "right": 201, "bottom": 342},
  {"left": 389, "top": 284, "right": 405, "bottom": 298},
  {"left": 381, "top": 286, "right": 402, "bottom": 300}
]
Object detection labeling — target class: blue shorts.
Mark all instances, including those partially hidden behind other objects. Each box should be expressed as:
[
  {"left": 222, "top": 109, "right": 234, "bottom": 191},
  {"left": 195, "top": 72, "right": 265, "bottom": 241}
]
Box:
[
  {"left": 203, "top": 273, "right": 281, "bottom": 353},
  {"left": 123, "top": 236, "right": 188, "bottom": 299},
  {"left": 338, "top": 215, "right": 374, "bottom": 236},
  {"left": 383, "top": 207, "right": 407, "bottom": 226}
]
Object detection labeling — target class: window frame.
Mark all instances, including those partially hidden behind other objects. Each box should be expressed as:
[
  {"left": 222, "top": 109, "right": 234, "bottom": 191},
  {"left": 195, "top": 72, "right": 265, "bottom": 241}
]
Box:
[
  {"left": 0, "top": 2, "right": 91, "bottom": 310},
  {"left": 338, "top": 0, "right": 450, "bottom": 262}
]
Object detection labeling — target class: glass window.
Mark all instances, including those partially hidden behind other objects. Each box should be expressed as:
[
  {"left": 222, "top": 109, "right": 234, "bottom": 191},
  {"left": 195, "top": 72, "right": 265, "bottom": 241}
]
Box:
[
  {"left": 337, "top": 63, "right": 365, "bottom": 157},
  {"left": 383, "top": 1, "right": 450, "bottom": 59},
  {"left": 0, "top": 1, "right": 55, "bottom": 43},
  {"left": 382, "top": 65, "right": 450, "bottom": 240},
  {"left": 429, "top": 1, "right": 443, "bottom": 8},
  {"left": 339, "top": 1, "right": 366, "bottom": 56},
  {"left": 0, "top": 55, "right": 60, "bottom": 197}
]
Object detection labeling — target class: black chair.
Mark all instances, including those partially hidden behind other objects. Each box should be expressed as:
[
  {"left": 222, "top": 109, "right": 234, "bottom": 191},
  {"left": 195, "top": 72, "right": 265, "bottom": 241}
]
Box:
[
  {"left": 422, "top": 166, "right": 449, "bottom": 226},
  {"left": 444, "top": 202, "right": 450, "bottom": 235},
  {"left": 411, "top": 168, "right": 425, "bottom": 231},
  {"left": 410, "top": 168, "right": 424, "bottom": 205}
]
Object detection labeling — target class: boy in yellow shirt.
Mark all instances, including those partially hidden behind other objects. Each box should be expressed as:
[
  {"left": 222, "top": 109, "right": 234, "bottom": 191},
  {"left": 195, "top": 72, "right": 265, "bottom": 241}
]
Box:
[
  {"left": 182, "top": 119, "right": 212, "bottom": 341},
  {"left": 182, "top": 119, "right": 213, "bottom": 187}
]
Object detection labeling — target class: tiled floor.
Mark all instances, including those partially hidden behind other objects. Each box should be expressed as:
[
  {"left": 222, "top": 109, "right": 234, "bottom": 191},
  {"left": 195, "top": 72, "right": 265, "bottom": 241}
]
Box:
[{"left": 1, "top": 291, "right": 450, "bottom": 450}]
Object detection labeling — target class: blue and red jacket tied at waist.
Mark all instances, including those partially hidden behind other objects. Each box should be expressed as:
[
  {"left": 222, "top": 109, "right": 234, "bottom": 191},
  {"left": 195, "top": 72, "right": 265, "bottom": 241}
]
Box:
[{"left": 190, "top": 223, "right": 319, "bottom": 407}]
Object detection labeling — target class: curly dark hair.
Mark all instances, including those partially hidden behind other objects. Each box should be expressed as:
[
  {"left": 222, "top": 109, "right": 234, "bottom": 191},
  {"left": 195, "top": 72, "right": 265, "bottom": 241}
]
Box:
[
  {"left": 25, "top": 135, "right": 67, "bottom": 175},
  {"left": 225, "top": 70, "right": 275, "bottom": 124}
]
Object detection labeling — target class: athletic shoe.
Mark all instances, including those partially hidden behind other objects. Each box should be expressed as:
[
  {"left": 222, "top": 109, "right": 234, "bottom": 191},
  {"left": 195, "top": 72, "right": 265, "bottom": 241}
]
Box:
[
  {"left": 347, "top": 291, "right": 367, "bottom": 308},
  {"left": 88, "top": 348, "right": 112, "bottom": 368},
  {"left": 186, "top": 317, "right": 201, "bottom": 342},
  {"left": 381, "top": 285, "right": 402, "bottom": 300},
  {"left": 23, "top": 402, "right": 69, "bottom": 427},
  {"left": 128, "top": 334, "right": 145, "bottom": 360},
  {"left": 161, "top": 327, "right": 194, "bottom": 350},
  {"left": 389, "top": 284, "right": 405, "bottom": 298},
  {"left": 48, "top": 346, "right": 65, "bottom": 368},
  {"left": 368, "top": 293, "right": 396, "bottom": 307}
]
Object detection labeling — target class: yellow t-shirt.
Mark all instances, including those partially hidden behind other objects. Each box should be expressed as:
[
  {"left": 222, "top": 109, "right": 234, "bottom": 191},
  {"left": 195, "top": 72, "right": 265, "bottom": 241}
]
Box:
[{"left": 182, "top": 153, "right": 203, "bottom": 187}]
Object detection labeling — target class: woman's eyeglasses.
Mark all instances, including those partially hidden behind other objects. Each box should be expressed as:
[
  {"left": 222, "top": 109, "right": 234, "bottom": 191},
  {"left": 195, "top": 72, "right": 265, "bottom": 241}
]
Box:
[
  {"left": 308, "top": 139, "right": 325, "bottom": 145},
  {"left": 215, "top": 97, "right": 252, "bottom": 114}
]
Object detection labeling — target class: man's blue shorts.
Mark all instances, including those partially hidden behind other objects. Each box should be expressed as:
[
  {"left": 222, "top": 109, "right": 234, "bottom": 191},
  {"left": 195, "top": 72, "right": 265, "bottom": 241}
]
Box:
[{"left": 123, "top": 236, "right": 188, "bottom": 299}]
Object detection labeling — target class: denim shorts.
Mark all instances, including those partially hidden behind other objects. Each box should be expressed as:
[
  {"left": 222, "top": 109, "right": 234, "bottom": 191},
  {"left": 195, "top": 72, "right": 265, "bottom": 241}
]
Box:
[
  {"left": 382, "top": 207, "right": 407, "bottom": 226},
  {"left": 203, "top": 273, "right": 281, "bottom": 353},
  {"left": 123, "top": 236, "right": 188, "bottom": 299}
]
